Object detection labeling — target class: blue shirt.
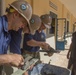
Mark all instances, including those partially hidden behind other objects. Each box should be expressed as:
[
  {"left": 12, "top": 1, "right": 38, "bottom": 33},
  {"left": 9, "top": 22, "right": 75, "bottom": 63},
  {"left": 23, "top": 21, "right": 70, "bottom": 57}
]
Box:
[
  {"left": 23, "top": 30, "right": 46, "bottom": 52},
  {"left": 33, "top": 30, "right": 46, "bottom": 42},
  {"left": 9, "top": 29, "right": 22, "bottom": 54},
  {"left": 0, "top": 16, "right": 11, "bottom": 54},
  {"left": 0, "top": 15, "right": 22, "bottom": 54},
  {"left": 28, "top": 63, "right": 45, "bottom": 75},
  {"left": 23, "top": 33, "right": 34, "bottom": 52}
]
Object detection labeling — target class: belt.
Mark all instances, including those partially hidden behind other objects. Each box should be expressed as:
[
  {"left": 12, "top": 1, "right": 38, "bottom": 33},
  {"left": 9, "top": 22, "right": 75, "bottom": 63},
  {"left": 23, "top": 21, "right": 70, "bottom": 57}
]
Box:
[{"left": 23, "top": 50, "right": 36, "bottom": 54}]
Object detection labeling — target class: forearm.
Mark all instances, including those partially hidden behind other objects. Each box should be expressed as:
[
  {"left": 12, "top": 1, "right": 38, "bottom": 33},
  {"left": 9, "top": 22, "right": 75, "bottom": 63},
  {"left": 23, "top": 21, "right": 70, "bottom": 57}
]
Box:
[
  {"left": 0, "top": 54, "right": 11, "bottom": 65},
  {"left": 27, "top": 39, "right": 44, "bottom": 48}
]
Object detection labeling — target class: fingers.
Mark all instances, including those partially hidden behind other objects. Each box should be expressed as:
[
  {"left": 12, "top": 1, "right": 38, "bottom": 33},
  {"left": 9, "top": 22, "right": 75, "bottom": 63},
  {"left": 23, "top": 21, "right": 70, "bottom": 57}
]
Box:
[
  {"left": 10, "top": 54, "right": 24, "bottom": 67},
  {"left": 23, "top": 71, "right": 28, "bottom": 75}
]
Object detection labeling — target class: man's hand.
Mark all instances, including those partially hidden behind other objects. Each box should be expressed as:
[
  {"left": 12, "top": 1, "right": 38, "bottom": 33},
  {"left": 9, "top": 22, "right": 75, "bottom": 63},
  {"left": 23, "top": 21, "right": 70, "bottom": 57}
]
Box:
[
  {"left": 41, "top": 42, "right": 50, "bottom": 50},
  {"left": 9, "top": 54, "right": 24, "bottom": 67},
  {"left": 40, "top": 45, "right": 60, "bottom": 57}
]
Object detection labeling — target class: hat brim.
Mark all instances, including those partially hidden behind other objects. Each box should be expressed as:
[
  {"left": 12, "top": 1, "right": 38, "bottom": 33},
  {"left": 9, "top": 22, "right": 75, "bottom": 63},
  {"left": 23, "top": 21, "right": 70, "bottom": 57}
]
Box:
[{"left": 44, "top": 24, "right": 51, "bottom": 29}]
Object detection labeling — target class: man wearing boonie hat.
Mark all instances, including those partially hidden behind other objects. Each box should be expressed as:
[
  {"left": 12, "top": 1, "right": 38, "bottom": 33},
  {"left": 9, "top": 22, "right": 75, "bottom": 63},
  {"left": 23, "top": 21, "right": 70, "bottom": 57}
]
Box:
[
  {"left": 22, "top": 14, "right": 52, "bottom": 59},
  {"left": 0, "top": 0, "right": 32, "bottom": 75}
]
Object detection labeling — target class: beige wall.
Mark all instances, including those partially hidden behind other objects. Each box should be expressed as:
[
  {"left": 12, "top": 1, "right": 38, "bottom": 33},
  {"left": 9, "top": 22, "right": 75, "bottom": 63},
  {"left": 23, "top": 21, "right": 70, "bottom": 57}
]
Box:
[
  {"left": 71, "top": 15, "right": 76, "bottom": 32},
  {"left": 5, "top": 0, "right": 76, "bottom": 36},
  {"left": 5, "top": 0, "right": 15, "bottom": 8},
  {"left": 57, "top": 1, "right": 64, "bottom": 37},
  {"left": 32, "top": 0, "right": 50, "bottom": 16},
  {"left": 49, "top": 0, "right": 58, "bottom": 14},
  {"left": 49, "top": 0, "right": 76, "bottom": 34}
]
